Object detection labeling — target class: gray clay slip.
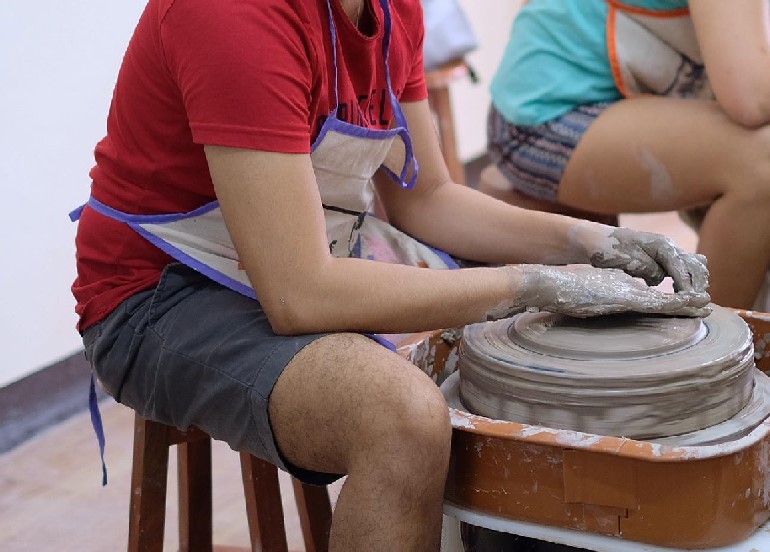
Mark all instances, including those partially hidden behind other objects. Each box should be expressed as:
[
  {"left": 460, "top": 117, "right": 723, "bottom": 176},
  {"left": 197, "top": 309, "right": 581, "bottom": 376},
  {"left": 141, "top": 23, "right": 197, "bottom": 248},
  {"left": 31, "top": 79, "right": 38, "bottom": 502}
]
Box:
[{"left": 458, "top": 305, "right": 759, "bottom": 442}]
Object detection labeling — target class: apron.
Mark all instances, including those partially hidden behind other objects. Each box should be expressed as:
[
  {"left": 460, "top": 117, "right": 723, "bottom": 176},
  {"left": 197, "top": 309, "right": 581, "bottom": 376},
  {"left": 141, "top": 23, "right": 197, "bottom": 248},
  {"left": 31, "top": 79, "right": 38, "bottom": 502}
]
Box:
[
  {"left": 70, "top": 0, "right": 457, "bottom": 484},
  {"left": 606, "top": 0, "right": 713, "bottom": 99}
]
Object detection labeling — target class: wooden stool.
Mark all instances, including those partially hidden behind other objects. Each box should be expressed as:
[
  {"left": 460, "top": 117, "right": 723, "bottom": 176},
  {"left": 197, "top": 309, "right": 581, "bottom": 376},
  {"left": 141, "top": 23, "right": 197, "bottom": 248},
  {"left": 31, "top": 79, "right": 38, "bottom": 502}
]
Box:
[
  {"left": 128, "top": 413, "right": 332, "bottom": 552},
  {"left": 426, "top": 59, "right": 472, "bottom": 185},
  {"left": 478, "top": 164, "right": 619, "bottom": 226}
]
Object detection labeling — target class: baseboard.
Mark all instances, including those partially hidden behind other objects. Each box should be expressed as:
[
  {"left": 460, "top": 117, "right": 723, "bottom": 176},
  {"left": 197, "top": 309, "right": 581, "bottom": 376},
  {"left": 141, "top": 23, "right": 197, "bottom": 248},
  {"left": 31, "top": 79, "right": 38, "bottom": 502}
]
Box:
[{"left": 0, "top": 349, "right": 108, "bottom": 454}]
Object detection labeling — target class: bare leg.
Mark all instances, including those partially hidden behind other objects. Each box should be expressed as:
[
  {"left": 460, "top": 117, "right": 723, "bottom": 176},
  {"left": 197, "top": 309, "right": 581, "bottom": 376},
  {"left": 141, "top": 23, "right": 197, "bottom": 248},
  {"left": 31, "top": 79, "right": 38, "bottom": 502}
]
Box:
[
  {"left": 268, "top": 333, "right": 451, "bottom": 551},
  {"left": 557, "top": 97, "right": 770, "bottom": 308}
]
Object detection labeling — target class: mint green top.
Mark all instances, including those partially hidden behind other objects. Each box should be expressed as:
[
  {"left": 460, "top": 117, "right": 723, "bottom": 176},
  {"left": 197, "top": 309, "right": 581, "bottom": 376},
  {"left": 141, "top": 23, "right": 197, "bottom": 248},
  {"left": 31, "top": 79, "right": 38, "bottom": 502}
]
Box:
[{"left": 490, "top": 0, "right": 690, "bottom": 126}]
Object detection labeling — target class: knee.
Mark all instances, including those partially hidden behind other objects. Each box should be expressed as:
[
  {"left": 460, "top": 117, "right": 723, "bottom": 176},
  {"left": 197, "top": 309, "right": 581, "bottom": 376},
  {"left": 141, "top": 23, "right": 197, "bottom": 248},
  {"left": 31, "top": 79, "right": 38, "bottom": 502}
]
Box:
[
  {"left": 395, "top": 384, "right": 452, "bottom": 463},
  {"left": 366, "top": 377, "right": 452, "bottom": 474},
  {"left": 731, "top": 127, "right": 770, "bottom": 201}
]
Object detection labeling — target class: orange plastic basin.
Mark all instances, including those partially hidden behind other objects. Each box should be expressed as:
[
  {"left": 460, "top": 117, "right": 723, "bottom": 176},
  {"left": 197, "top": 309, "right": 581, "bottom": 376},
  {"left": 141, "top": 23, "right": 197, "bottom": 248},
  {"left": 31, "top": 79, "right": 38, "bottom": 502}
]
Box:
[{"left": 392, "top": 309, "right": 770, "bottom": 549}]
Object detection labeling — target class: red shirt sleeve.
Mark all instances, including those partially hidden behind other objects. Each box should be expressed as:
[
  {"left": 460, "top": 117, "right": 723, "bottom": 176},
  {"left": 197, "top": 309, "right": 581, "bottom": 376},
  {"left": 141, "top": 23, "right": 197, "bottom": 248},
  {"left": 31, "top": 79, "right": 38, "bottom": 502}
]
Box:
[
  {"left": 395, "top": 0, "right": 427, "bottom": 102},
  {"left": 160, "top": 0, "right": 318, "bottom": 153}
]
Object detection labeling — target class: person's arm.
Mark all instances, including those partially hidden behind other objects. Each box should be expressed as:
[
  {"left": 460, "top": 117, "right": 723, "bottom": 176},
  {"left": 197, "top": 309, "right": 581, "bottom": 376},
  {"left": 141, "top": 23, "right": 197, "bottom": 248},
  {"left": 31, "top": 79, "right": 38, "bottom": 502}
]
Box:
[
  {"left": 690, "top": 0, "right": 770, "bottom": 127},
  {"left": 376, "top": 100, "right": 709, "bottom": 292},
  {"left": 205, "top": 145, "right": 517, "bottom": 335},
  {"left": 205, "top": 145, "right": 707, "bottom": 336}
]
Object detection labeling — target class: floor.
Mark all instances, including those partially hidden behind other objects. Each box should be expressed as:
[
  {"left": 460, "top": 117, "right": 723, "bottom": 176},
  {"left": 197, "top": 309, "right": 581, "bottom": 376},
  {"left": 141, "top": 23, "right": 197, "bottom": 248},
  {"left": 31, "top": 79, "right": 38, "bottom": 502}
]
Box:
[{"left": 0, "top": 211, "right": 697, "bottom": 552}]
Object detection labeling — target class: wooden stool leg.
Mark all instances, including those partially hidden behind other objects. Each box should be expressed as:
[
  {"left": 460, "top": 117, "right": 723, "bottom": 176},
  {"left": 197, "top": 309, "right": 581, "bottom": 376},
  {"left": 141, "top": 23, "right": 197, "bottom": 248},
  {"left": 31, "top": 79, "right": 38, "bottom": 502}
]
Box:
[
  {"left": 128, "top": 416, "right": 171, "bottom": 552},
  {"left": 178, "top": 437, "right": 213, "bottom": 552},
  {"left": 291, "top": 478, "right": 332, "bottom": 552},
  {"left": 240, "top": 452, "right": 289, "bottom": 552},
  {"left": 428, "top": 86, "right": 465, "bottom": 185}
]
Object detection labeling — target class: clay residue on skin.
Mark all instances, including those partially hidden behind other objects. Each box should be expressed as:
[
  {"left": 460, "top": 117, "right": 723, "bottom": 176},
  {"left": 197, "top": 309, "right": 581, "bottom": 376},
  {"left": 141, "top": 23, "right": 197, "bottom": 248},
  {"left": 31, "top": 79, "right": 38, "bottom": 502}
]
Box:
[
  {"left": 482, "top": 264, "right": 711, "bottom": 322},
  {"left": 587, "top": 227, "right": 667, "bottom": 286},
  {"left": 582, "top": 167, "right": 603, "bottom": 201},
  {"left": 572, "top": 221, "right": 709, "bottom": 293},
  {"left": 635, "top": 147, "right": 676, "bottom": 204},
  {"left": 483, "top": 297, "right": 524, "bottom": 322}
]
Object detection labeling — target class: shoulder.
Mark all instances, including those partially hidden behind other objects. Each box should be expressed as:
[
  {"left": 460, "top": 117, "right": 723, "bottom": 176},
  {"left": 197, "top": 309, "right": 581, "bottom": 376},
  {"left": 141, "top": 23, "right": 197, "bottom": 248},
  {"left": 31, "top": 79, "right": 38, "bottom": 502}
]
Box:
[
  {"left": 160, "top": 0, "right": 322, "bottom": 39},
  {"left": 159, "top": 0, "right": 324, "bottom": 68}
]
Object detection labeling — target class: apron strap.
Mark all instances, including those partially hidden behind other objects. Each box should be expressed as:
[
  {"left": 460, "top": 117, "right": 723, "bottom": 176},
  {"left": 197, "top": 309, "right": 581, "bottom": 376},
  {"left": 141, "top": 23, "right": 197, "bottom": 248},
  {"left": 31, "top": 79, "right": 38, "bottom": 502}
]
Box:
[
  {"left": 378, "top": 0, "right": 418, "bottom": 187},
  {"left": 69, "top": 204, "right": 85, "bottom": 222},
  {"left": 323, "top": 0, "right": 419, "bottom": 188},
  {"left": 89, "top": 373, "right": 108, "bottom": 486}
]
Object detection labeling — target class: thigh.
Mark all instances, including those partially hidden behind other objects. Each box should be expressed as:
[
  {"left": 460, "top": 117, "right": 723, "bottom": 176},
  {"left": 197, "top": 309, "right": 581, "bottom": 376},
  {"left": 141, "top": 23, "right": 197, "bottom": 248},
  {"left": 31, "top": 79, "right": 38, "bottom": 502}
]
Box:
[
  {"left": 268, "top": 331, "right": 449, "bottom": 476},
  {"left": 559, "top": 96, "right": 758, "bottom": 213}
]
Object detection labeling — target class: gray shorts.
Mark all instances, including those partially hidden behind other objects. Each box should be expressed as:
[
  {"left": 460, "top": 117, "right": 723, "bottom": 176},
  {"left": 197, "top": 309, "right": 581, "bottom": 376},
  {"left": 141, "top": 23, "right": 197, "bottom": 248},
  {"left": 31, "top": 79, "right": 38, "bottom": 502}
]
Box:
[{"left": 82, "top": 263, "right": 341, "bottom": 485}]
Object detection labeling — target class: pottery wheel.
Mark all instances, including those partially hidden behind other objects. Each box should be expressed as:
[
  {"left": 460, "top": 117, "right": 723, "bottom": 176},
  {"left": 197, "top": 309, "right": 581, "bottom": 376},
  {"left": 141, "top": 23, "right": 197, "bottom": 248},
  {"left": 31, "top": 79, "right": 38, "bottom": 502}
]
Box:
[{"left": 458, "top": 305, "right": 757, "bottom": 439}]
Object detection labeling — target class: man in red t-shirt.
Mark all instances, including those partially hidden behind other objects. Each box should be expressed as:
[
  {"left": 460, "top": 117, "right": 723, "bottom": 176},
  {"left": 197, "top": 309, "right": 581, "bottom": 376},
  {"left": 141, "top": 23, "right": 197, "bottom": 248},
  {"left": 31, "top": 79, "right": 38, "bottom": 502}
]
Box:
[{"left": 73, "top": 0, "right": 710, "bottom": 548}]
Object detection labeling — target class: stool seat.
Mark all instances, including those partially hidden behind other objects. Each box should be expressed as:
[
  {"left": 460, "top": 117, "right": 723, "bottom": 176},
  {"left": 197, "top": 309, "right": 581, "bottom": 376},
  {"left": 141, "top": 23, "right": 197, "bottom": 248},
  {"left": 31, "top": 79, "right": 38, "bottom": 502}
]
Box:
[
  {"left": 128, "top": 414, "right": 332, "bottom": 552},
  {"left": 479, "top": 165, "right": 619, "bottom": 227}
]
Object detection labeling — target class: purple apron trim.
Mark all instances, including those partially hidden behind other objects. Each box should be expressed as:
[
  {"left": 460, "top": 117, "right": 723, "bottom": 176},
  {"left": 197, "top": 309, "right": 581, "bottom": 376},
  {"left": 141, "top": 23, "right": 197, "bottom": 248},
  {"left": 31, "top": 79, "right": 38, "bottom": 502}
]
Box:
[
  {"left": 89, "top": 374, "right": 108, "bottom": 486},
  {"left": 131, "top": 225, "right": 257, "bottom": 299},
  {"left": 377, "top": 0, "right": 418, "bottom": 187},
  {"left": 426, "top": 244, "right": 460, "bottom": 269},
  {"left": 378, "top": 0, "right": 408, "bottom": 131},
  {"left": 69, "top": 204, "right": 85, "bottom": 222},
  {"left": 369, "top": 333, "right": 397, "bottom": 351},
  {"left": 314, "top": 0, "right": 418, "bottom": 189},
  {"left": 86, "top": 196, "right": 220, "bottom": 224},
  {"left": 311, "top": 118, "right": 403, "bottom": 150},
  {"left": 325, "top": 0, "right": 341, "bottom": 107}
]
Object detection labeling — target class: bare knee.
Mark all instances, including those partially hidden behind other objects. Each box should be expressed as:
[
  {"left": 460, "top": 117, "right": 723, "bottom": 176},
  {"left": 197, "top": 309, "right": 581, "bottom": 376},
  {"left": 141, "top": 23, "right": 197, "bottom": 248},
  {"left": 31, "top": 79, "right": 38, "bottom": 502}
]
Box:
[
  {"left": 726, "top": 126, "right": 770, "bottom": 202},
  {"left": 269, "top": 333, "right": 451, "bottom": 483},
  {"left": 389, "top": 383, "right": 452, "bottom": 465},
  {"left": 355, "top": 374, "right": 451, "bottom": 478}
]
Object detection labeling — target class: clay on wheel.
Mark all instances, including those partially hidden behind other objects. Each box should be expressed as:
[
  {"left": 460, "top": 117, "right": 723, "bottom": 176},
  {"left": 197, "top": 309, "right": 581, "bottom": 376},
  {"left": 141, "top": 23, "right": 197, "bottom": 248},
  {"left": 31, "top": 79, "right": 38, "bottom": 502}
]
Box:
[{"left": 458, "top": 306, "right": 756, "bottom": 439}]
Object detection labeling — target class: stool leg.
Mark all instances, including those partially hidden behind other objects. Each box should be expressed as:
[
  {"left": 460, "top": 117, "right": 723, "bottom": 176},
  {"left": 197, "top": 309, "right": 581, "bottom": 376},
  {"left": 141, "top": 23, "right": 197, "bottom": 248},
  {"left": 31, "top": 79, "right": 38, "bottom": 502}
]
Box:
[
  {"left": 291, "top": 478, "right": 332, "bottom": 552},
  {"left": 128, "top": 416, "right": 170, "bottom": 552},
  {"left": 178, "top": 437, "right": 213, "bottom": 552},
  {"left": 240, "top": 452, "right": 289, "bottom": 552}
]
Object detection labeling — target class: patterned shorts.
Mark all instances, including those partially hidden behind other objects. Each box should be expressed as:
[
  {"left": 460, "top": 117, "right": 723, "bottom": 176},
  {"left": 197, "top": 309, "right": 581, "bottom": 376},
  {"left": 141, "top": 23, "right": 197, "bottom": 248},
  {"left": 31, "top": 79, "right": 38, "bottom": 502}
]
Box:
[{"left": 487, "top": 102, "right": 611, "bottom": 201}]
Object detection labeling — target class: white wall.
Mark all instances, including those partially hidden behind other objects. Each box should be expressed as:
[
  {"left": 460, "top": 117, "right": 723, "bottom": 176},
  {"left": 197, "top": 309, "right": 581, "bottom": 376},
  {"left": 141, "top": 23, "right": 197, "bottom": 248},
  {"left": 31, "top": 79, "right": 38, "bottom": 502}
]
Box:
[
  {"left": 0, "top": 1, "right": 147, "bottom": 387},
  {"left": 0, "top": 1, "right": 519, "bottom": 388}
]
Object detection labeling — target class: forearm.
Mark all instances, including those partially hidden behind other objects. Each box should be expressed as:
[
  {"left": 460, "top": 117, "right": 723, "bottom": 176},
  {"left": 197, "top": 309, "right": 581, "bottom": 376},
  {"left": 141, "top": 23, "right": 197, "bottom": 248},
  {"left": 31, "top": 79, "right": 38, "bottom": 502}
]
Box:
[
  {"left": 258, "top": 255, "right": 710, "bottom": 336},
  {"left": 387, "top": 180, "right": 591, "bottom": 265},
  {"left": 261, "top": 258, "right": 520, "bottom": 335},
  {"left": 384, "top": 181, "right": 708, "bottom": 293}
]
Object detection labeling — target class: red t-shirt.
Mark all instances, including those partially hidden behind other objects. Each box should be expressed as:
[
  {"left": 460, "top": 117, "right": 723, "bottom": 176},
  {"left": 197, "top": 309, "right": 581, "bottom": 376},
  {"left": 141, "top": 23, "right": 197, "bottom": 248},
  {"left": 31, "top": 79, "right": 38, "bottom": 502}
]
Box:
[{"left": 72, "top": 0, "right": 427, "bottom": 331}]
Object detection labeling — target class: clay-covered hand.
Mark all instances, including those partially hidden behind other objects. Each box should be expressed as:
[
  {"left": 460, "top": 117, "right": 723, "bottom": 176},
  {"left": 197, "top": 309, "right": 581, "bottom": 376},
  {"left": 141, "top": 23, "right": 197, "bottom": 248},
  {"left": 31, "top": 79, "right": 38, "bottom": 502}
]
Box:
[
  {"left": 570, "top": 223, "right": 709, "bottom": 293},
  {"left": 487, "top": 265, "right": 712, "bottom": 320}
]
